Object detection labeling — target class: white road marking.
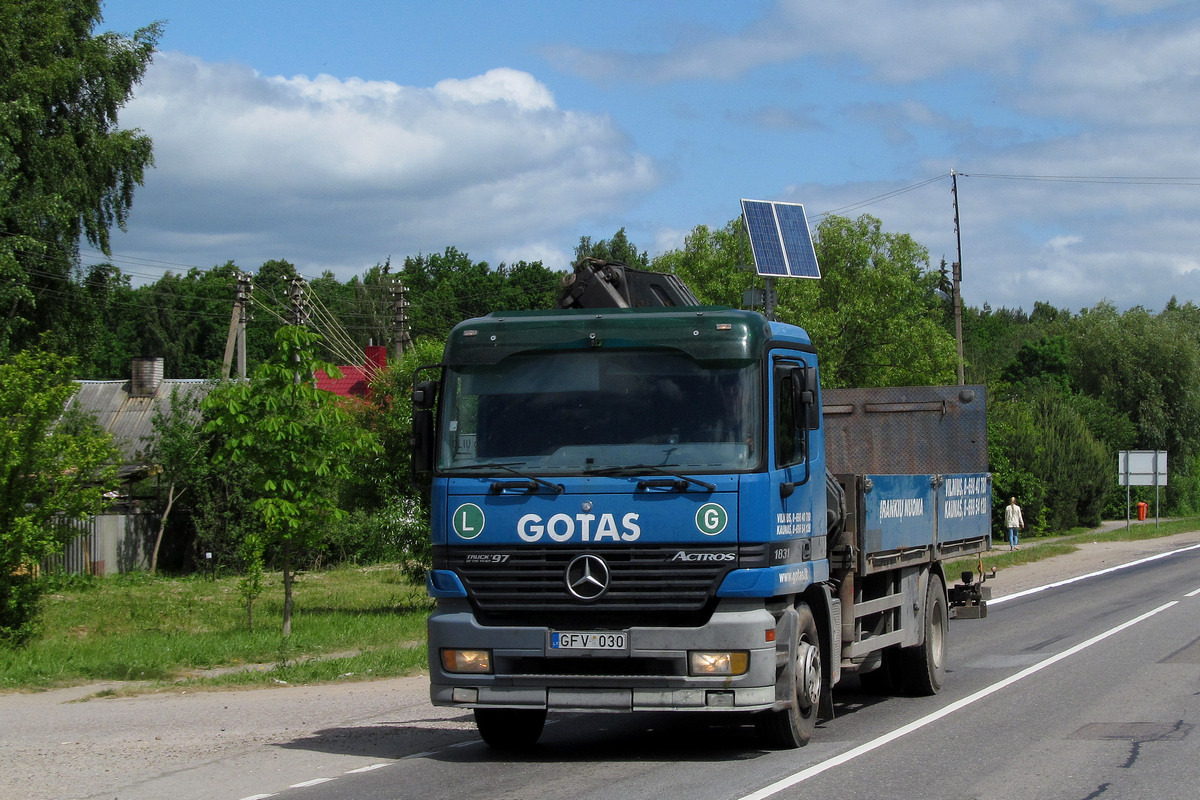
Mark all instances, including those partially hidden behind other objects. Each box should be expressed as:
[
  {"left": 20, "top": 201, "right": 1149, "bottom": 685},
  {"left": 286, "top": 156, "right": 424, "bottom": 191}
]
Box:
[
  {"left": 989, "top": 541, "right": 1200, "bottom": 605},
  {"left": 737, "top": 600, "right": 1179, "bottom": 800},
  {"left": 289, "top": 777, "right": 335, "bottom": 788},
  {"left": 345, "top": 763, "right": 391, "bottom": 773}
]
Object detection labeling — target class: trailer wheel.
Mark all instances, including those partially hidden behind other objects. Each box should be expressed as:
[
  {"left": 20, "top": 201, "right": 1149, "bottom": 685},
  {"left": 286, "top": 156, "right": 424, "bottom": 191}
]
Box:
[
  {"left": 474, "top": 708, "right": 547, "bottom": 750},
  {"left": 901, "top": 574, "right": 947, "bottom": 696},
  {"left": 757, "top": 603, "right": 821, "bottom": 749}
]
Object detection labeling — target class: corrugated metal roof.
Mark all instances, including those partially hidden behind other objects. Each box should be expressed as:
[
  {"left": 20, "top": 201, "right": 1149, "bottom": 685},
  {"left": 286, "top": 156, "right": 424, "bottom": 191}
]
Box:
[
  {"left": 316, "top": 365, "right": 370, "bottom": 398},
  {"left": 68, "top": 380, "right": 212, "bottom": 464}
]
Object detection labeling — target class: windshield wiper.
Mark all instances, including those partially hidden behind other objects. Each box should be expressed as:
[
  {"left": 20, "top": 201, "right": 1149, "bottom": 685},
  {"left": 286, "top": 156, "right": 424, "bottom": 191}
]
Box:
[
  {"left": 588, "top": 464, "right": 716, "bottom": 492},
  {"left": 443, "top": 462, "right": 564, "bottom": 494}
]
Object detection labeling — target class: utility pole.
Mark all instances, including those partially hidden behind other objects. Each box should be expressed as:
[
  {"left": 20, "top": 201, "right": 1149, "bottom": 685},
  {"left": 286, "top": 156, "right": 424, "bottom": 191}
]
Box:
[
  {"left": 287, "top": 276, "right": 310, "bottom": 383},
  {"left": 391, "top": 278, "right": 411, "bottom": 359},
  {"left": 950, "top": 170, "right": 966, "bottom": 386},
  {"left": 222, "top": 271, "right": 253, "bottom": 380},
  {"left": 287, "top": 276, "right": 310, "bottom": 327}
]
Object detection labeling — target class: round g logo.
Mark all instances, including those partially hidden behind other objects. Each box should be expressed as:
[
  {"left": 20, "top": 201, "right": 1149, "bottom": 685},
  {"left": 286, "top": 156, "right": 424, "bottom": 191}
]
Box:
[{"left": 695, "top": 503, "right": 728, "bottom": 536}]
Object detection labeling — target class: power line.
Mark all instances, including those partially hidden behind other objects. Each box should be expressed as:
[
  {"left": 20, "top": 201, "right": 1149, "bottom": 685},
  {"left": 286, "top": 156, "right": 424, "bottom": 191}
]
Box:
[
  {"left": 959, "top": 173, "right": 1200, "bottom": 185},
  {"left": 815, "top": 173, "right": 951, "bottom": 220}
]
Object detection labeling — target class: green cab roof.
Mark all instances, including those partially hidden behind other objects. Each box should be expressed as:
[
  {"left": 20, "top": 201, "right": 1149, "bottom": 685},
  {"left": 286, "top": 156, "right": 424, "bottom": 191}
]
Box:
[{"left": 442, "top": 307, "right": 811, "bottom": 366}]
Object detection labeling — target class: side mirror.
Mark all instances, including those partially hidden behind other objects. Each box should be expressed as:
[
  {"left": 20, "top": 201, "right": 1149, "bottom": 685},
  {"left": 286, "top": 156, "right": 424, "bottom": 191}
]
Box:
[
  {"left": 411, "top": 379, "right": 438, "bottom": 473},
  {"left": 413, "top": 379, "right": 438, "bottom": 410},
  {"left": 791, "top": 366, "right": 821, "bottom": 431}
]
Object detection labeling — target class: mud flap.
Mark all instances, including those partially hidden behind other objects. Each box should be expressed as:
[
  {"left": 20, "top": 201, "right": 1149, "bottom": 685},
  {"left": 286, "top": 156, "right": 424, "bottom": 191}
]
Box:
[{"left": 772, "top": 605, "right": 799, "bottom": 709}]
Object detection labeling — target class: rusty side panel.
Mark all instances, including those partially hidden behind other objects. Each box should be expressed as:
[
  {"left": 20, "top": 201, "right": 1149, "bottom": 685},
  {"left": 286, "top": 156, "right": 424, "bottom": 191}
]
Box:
[{"left": 822, "top": 385, "right": 988, "bottom": 476}]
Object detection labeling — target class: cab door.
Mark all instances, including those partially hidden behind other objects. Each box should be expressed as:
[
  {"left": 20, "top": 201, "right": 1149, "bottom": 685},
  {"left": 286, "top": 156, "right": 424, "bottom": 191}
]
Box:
[{"left": 769, "top": 354, "right": 824, "bottom": 569}]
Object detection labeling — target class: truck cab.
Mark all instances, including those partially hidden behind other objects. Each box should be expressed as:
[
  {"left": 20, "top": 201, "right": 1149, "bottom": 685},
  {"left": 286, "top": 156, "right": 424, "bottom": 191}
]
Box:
[{"left": 416, "top": 307, "right": 835, "bottom": 747}]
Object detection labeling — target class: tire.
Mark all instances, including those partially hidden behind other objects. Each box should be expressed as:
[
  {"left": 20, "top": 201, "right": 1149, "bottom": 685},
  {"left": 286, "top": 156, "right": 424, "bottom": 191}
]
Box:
[
  {"left": 757, "top": 603, "right": 821, "bottom": 749},
  {"left": 900, "top": 574, "right": 948, "bottom": 696},
  {"left": 473, "top": 708, "right": 547, "bottom": 750}
]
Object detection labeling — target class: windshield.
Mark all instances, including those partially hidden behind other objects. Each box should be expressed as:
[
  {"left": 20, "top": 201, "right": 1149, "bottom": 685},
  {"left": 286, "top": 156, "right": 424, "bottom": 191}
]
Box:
[{"left": 438, "top": 350, "right": 761, "bottom": 475}]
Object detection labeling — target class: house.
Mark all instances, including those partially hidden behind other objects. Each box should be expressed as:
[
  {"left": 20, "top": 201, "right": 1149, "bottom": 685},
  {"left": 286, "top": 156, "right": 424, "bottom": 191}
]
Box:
[
  {"left": 56, "top": 346, "right": 387, "bottom": 576},
  {"left": 56, "top": 357, "right": 211, "bottom": 576}
]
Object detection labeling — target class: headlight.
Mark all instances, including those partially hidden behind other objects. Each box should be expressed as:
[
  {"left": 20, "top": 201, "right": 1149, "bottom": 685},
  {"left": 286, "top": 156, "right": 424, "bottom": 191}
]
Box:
[
  {"left": 689, "top": 651, "right": 749, "bottom": 676},
  {"left": 441, "top": 649, "right": 492, "bottom": 674}
]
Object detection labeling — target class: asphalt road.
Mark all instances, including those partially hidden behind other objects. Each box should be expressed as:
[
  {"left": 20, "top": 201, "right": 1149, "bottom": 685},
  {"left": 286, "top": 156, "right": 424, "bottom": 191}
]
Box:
[{"left": 6, "top": 532, "right": 1200, "bottom": 800}]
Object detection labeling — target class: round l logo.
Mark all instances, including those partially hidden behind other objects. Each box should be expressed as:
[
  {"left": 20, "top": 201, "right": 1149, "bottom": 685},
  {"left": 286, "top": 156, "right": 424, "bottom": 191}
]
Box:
[{"left": 452, "top": 503, "right": 485, "bottom": 539}]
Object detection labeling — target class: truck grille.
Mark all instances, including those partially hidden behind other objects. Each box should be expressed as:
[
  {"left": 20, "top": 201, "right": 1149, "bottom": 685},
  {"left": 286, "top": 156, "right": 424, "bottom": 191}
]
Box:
[{"left": 444, "top": 543, "right": 760, "bottom": 627}]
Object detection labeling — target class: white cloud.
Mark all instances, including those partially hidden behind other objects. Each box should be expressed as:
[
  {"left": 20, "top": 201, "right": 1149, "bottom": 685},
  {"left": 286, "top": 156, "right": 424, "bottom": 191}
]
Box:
[
  {"left": 116, "top": 54, "right": 659, "bottom": 277},
  {"left": 546, "top": 1, "right": 1077, "bottom": 84},
  {"left": 493, "top": 241, "right": 571, "bottom": 270},
  {"left": 1022, "top": 25, "right": 1200, "bottom": 126},
  {"left": 776, "top": 162, "right": 1200, "bottom": 314},
  {"left": 433, "top": 68, "right": 556, "bottom": 110},
  {"left": 107, "top": 3, "right": 1200, "bottom": 317},
  {"left": 1046, "top": 235, "right": 1083, "bottom": 252}
]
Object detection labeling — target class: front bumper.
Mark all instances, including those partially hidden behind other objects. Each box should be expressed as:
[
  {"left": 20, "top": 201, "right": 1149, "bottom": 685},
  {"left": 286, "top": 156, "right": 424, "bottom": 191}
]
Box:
[{"left": 428, "top": 598, "right": 780, "bottom": 712}]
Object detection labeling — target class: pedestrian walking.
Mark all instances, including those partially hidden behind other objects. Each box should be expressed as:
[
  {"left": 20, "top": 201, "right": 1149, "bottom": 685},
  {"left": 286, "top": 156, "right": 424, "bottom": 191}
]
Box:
[{"left": 1004, "top": 496, "right": 1025, "bottom": 550}]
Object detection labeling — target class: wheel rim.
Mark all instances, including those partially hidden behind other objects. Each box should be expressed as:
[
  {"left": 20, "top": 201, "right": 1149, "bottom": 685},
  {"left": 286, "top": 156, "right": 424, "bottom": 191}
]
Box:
[
  {"left": 929, "top": 599, "right": 945, "bottom": 670},
  {"left": 797, "top": 640, "right": 821, "bottom": 710}
]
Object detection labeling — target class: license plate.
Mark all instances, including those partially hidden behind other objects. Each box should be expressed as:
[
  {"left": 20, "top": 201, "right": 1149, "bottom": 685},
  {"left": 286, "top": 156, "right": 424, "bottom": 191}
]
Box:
[{"left": 550, "top": 631, "right": 628, "bottom": 650}]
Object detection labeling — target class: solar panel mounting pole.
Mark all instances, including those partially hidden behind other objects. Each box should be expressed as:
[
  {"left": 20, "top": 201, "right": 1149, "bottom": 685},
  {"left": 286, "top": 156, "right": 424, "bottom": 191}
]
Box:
[{"left": 951, "top": 170, "right": 966, "bottom": 386}]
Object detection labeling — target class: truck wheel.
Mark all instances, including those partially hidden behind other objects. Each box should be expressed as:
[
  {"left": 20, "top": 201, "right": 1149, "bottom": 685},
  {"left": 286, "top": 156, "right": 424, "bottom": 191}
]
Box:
[
  {"left": 757, "top": 603, "right": 821, "bottom": 749},
  {"left": 474, "top": 708, "right": 547, "bottom": 750},
  {"left": 901, "top": 574, "right": 947, "bottom": 696}
]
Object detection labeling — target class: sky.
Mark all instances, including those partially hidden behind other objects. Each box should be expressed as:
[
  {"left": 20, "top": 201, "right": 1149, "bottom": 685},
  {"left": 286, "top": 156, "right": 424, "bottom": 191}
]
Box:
[{"left": 94, "top": 0, "right": 1200, "bottom": 314}]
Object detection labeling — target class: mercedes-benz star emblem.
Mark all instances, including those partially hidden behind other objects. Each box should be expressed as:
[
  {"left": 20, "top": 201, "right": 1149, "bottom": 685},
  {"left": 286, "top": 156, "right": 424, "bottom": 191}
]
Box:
[{"left": 565, "top": 554, "right": 610, "bottom": 601}]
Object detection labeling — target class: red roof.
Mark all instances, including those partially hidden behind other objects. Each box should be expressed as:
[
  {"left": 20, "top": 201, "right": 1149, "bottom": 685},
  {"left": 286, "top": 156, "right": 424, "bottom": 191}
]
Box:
[
  {"left": 315, "top": 346, "right": 387, "bottom": 400},
  {"left": 316, "top": 364, "right": 369, "bottom": 398}
]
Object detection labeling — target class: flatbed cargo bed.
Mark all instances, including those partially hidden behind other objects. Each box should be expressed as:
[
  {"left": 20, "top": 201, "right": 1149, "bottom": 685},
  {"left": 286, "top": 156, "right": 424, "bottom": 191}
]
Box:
[{"left": 823, "top": 386, "right": 992, "bottom": 575}]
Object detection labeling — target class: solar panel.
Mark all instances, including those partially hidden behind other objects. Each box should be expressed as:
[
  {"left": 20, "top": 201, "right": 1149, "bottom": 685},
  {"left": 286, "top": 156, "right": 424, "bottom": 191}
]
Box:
[{"left": 741, "top": 199, "right": 821, "bottom": 279}]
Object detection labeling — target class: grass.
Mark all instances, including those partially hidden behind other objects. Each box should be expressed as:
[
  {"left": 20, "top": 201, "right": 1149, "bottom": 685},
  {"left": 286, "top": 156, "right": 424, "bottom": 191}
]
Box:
[
  {"left": 6, "top": 517, "right": 1198, "bottom": 695},
  {"left": 946, "top": 515, "right": 1200, "bottom": 579},
  {"left": 0, "top": 564, "right": 433, "bottom": 692}
]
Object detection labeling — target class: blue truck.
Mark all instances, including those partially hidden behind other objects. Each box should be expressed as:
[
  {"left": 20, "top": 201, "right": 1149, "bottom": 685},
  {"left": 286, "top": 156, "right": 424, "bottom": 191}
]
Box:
[{"left": 411, "top": 261, "right": 992, "bottom": 749}]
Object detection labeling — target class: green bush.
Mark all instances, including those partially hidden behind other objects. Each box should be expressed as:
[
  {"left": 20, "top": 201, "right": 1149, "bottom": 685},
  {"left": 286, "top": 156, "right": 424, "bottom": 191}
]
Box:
[{"left": 0, "top": 573, "right": 44, "bottom": 647}]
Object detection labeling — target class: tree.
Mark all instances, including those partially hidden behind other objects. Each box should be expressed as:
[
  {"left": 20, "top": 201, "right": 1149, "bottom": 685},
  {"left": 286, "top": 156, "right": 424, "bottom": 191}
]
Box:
[
  {"left": 0, "top": 1, "right": 162, "bottom": 355},
  {"left": 495, "top": 260, "right": 562, "bottom": 312},
  {"left": 791, "top": 214, "right": 958, "bottom": 388},
  {"left": 202, "top": 326, "right": 380, "bottom": 635},
  {"left": 1028, "top": 384, "right": 1110, "bottom": 529},
  {"left": 143, "top": 386, "right": 211, "bottom": 573},
  {"left": 574, "top": 228, "right": 649, "bottom": 268},
  {"left": 1068, "top": 301, "right": 1200, "bottom": 514},
  {"left": 400, "top": 248, "right": 561, "bottom": 341},
  {"left": 401, "top": 248, "right": 500, "bottom": 339},
  {"left": 136, "top": 263, "right": 247, "bottom": 379},
  {"left": 0, "top": 347, "right": 120, "bottom": 644},
  {"left": 651, "top": 220, "right": 756, "bottom": 307},
  {"left": 1001, "top": 334, "right": 1072, "bottom": 389}
]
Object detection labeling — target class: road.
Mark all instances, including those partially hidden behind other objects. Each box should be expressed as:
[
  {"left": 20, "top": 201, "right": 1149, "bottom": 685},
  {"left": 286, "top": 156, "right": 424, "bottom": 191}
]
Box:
[{"left": 5, "top": 532, "right": 1200, "bottom": 800}]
